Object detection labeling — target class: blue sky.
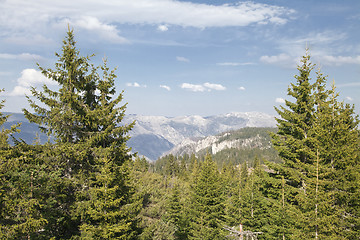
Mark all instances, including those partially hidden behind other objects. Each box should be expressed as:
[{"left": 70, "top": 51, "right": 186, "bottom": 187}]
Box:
[{"left": 1, "top": 0, "right": 359, "bottom": 117}]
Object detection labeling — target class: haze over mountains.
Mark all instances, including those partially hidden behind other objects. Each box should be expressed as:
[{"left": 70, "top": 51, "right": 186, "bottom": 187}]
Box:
[{"left": 5, "top": 112, "right": 277, "bottom": 160}]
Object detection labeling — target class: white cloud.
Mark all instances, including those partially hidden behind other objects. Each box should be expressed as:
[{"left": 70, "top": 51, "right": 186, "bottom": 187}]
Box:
[
  {"left": 346, "top": 96, "right": 353, "bottom": 101},
  {"left": 176, "top": 56, "right": 190, "bottom": 63},
  {"left": 0, "top": 1, "right": 294, "bottom": 42},
  {"left": 260, "top": 53, "right": 291, "bottom": 64},
  {"left": 293, "top": 31, "right": 347, "bottom": 46},
  {"left": 238, "top": 86, "right": 246, "bottom": 91},
  {"left": 181, "top": 83, "right": 206, "bottom": 92},
  {"left": 157, "top": 25, "right": 168, "bottom": 32},
  {"left": 0, "top": 53, "right": 43, "bottom": 61},
  {"left": 8, "top": 86, "right": 32, "bottom": 97},
  {"left": 17, "top": 69, "right": 56, "bottom": 87},
  {"left": 7, "top": 68, "right": 57, "bottom": 96},
  {"left": 126, "top": 82, "right": 147, "bottom": 88},
  {"left": 260, "top": 53, "right": 298, "bottom": 68},
  {"left": 261, "top": 53, "right": 360, "bottom": 68},
  {"left": 160, "top": 85, "right": 171, "bottom": 91},
  {"left": 69, "top": 16, "right": 129, "bottom": 43},
  {"left": 268, "top": 31, "right": 360, "bottom": 68},
  {"left": 318, "top": 55, "right": 360, "bottom": 66},
  {"left": 203, "top": 82, "right": 226, "bottom": 91},
  {"left": 276, "top": 31, "right": 348, "bottom": 57},
  {"left": 181, "top": 82, "right": 226, "bottom": 92},
  {"left": 217, "top": 62, "right": 255, "bottom": 66},
  {"left": 275, "top": 97, "right": 285, "bottom": 103}
]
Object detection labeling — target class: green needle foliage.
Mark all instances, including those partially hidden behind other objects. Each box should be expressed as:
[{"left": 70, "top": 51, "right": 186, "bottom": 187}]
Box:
[
  {"left": 22, "top": 28, "right": 140, "bottom": 239},
  {"left": 189, "top": 154, "right": 226, "bottom": 240},
  {"left": 269, "top": 50, "right": 360, "bottom": 239}
]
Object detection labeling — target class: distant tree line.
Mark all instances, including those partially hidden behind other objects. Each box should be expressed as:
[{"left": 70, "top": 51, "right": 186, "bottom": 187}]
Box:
[{"left": 0, "top": 30, "right": 359, "bottom": 239}]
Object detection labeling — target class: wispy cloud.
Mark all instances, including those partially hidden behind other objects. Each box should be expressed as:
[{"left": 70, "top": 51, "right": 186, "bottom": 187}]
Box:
[
  {"left": 64, "top": 16, "right": 129, "bottom": 44},
  {"left": 217, "top": 62, "right": 255, "bottom": 66},
  {"left": 160, "top": 85, "right": 171, "bottom": 91},
  {"left": 317, "top": 55, "right": 360, "bottom": 66},
  {"left": 238, "top": 86, "right": 246, "bottom": 91},
  {"left": 7, "top": 69, "right": 57, "bottom": 96},
  {"left": 1, "top": 0, "right": 294, "bottom": 44},
  {"left": 260, "top": 53, "right": 298, "bottom": 68},
  {"left": 203, "top": 82, "right": 226, "bottom": 91},
  {"left": 176, "top": 56, "right": 190, "bottom": 63},
  {"left": 126, "top": 82, "right": 147, "bottom": 88},
  {"left": 181, "top": 82, "right": 226, "bottom": 92},
  {"left": 263, "top": 30, "right": 360, "bottom": 68},
  {"left": 0, "top": 53, "right": 43, "bottom": 61}
]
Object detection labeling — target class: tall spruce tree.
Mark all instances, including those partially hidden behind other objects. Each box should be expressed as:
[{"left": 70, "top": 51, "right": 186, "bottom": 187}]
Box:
[
  {"left": 269, "top": 51, "right": 360, "bottom": 238},
  {"left": 23, "top": 28, "right": 140, "bottom": 239},
  {"left": 189, "top": 154, "right": 225, "bottom": 239}
]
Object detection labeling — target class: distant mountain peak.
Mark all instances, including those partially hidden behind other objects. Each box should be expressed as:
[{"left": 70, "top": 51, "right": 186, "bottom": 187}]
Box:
[
  {"left": 124, "top": 112, "right": 276, "bottom": 160},
  {"left": 6, "top": 111, "right": 276, "bottom": 161}
]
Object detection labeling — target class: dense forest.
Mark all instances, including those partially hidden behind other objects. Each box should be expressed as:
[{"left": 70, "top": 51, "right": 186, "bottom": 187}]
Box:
[{"left": 1, "top": 29, "right": 359, "bottom": 239}]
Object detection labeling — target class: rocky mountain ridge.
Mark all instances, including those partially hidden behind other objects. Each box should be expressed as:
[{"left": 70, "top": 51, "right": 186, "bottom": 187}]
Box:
[
  {"left": 124, "top": 112, "right": 276, "bottom": 160},
  {"left": 165, "top": 132, "right": 270, "bottom": 158},
  {"left": 4, "top": 112, "right": 277, "bottom": 160}
]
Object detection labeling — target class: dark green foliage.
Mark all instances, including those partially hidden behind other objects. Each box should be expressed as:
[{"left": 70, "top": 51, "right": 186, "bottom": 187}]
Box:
[
  {"left": 189, "top": 154, "right": 226, "bottom": 239},
  {"left": 19, "top": 28, "right": 139, "bottom": 239},
  {"left": 164, "top": 183, "right": 189, "bottom": 239}
]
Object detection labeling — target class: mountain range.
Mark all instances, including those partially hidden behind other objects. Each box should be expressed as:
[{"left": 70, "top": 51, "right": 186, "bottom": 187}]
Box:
[{"left": 4, "top": 112, "right": 277, "bottom": 160}]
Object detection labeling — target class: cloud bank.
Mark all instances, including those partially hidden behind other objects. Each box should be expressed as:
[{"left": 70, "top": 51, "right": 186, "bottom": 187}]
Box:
[{"left": 1, "top": 0, "right": 294, "bottom": 45}]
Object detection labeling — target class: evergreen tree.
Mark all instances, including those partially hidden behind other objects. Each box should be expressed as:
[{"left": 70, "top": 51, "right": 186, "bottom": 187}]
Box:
[
  {"left": 165, "top": 182, "right": 188, "bottom": 239},
  {"left": 269, "top": 51, "right": 360, "bottom": 238},
  {"left": 189, "top": 154, "right": 225, "bottom": 239},
  {"left": 23, "top": 28, "right": 140, "bottom": 239}
]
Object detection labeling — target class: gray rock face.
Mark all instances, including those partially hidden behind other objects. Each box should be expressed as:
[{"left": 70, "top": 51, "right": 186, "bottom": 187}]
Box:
[{"left": 124, "top": 112, "right": 276, "bottom": 160}]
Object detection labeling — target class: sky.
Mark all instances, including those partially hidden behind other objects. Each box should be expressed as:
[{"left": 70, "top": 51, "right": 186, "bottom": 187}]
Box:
[{"left": 0, "top": 0, "right": 359, "bottom": 117}]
